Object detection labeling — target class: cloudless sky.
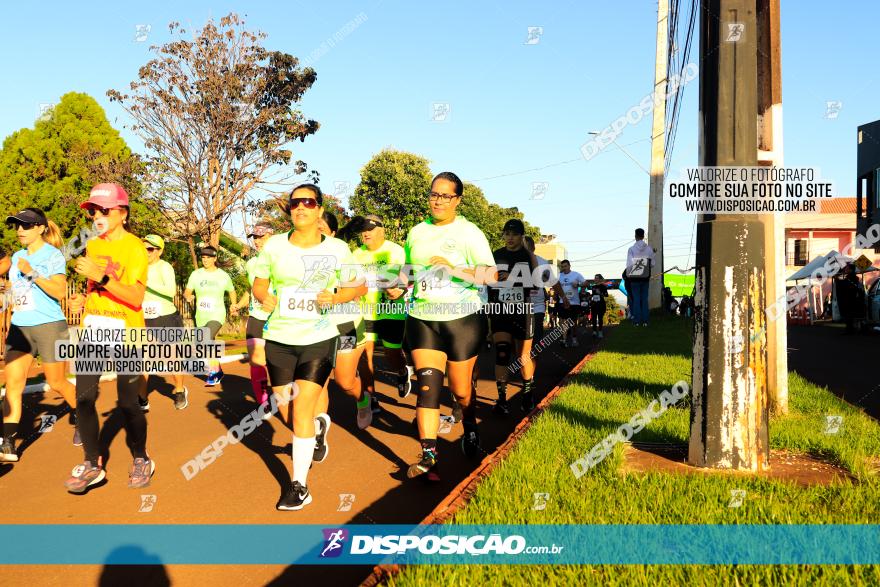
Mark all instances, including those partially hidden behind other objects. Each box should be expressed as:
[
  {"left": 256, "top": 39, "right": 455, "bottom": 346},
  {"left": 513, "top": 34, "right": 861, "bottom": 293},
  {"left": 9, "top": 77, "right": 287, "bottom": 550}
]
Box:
[{"left": 0, "top": 0, "right": 876, "bottom": 274}]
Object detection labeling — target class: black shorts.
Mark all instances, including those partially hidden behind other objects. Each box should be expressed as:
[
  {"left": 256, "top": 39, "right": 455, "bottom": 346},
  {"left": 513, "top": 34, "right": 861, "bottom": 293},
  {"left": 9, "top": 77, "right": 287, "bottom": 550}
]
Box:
[
  {"left": 145, "top": 311, "right": 184, "bottom": 329},
  {"left": 490, "top": 312, "right": 536, "bottom": 340},
  {"left": 202, "top": 320, "right": 222, "bottom": 340},
  {"left": 558, "top": 305, "right": 582, "bottom": 321},
  {"left": 365, "top": 319, "right": 406, "bottom": 348},
  {"left": 246, "top": 316, "right": 267, "bottom": 339},
  {"left": 5, "top": 320, "right": 70, "bottom": 363},
  {"left": 264, "top": 337, "right": 337, "bottom": 387},
  {"left": 405, "top": 313, "right": 487, "bottom": 362}
]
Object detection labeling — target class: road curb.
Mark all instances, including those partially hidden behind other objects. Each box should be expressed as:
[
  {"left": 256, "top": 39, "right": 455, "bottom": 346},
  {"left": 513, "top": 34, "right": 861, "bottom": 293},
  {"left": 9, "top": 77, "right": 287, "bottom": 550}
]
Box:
[{"left": 361, "top": 340, "right": 603, "bottom": 586}]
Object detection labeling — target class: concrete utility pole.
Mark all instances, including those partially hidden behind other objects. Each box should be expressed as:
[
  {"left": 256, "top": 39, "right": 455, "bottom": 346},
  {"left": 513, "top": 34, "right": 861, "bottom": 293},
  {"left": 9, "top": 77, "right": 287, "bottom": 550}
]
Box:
[
  {"left": 756, "top": 0, "right": 788, "bottom": 414},
  {"left": 647, "top": 0, "right": 669, "bottom": 310},
  {"left": 689, "top": 0, "right": 770, "bottom": 470}
]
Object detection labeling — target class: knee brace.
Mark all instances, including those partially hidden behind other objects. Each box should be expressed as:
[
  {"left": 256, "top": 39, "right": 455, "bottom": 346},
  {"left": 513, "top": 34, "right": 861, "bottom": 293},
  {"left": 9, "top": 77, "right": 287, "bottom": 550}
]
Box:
[
  {"left": 415, "top": 367, "right": 445, "bottom": 409},
  {"left": 495, "top": 341, "right": 513, "bottom": 366}
]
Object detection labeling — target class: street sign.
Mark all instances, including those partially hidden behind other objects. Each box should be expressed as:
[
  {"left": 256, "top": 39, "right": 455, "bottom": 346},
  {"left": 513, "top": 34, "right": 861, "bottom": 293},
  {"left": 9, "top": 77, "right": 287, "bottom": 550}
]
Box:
[{"left": 855, "top": 254, "right": 873, "bottom": 272}]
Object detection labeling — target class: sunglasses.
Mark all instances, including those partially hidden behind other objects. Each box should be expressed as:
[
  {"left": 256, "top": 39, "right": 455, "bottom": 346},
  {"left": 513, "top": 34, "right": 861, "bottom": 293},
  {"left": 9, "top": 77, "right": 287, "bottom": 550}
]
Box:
[
  {"left": 85, "top": 205, "right": 118, "bottom": 217},
  {"left": 145, "top": 246, "right": 159, "bottom": 252},
  {"left": 10, "top": 222, "right": 38, "bottom": 230},
  {"left": 289, "top": 197, "right": 320, "bottom": 210}
]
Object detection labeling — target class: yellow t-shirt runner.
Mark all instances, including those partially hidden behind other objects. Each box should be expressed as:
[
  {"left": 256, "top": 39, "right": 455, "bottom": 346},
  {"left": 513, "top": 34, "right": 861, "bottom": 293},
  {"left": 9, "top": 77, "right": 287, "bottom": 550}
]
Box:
[{"left": 83, "top": 232, "right": 149, "bottom": 329}]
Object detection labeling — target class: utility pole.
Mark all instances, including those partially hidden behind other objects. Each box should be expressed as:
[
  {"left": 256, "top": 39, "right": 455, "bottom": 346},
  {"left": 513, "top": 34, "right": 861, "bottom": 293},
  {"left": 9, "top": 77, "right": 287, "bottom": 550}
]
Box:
[
  {"left": 647, "top": 0, "right": 669, "bottom": 310},
  {"left": 689, "top": 0, "right": 770, "bottom": 470},
  {"left": 757, "top": 0, "right": 788, "bottom": 414}
]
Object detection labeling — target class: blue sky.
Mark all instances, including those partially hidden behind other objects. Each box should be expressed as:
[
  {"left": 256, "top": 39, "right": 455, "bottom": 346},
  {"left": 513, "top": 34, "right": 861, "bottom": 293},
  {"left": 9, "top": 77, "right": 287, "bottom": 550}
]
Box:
[{"left": 0, "top": 1, "right": 876, "bottom": 274}]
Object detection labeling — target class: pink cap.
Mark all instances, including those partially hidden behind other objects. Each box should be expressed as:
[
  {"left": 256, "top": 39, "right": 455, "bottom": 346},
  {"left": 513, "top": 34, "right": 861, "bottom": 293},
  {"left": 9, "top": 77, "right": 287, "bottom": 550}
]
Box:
[{"left": 80, "top": 183, "right": 129, "bottom": 209}]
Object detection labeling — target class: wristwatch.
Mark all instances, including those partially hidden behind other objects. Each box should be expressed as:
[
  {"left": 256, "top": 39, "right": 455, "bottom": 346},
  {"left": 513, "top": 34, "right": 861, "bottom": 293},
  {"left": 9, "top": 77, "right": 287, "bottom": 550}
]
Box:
[{"left": 99, "top": 274, "right": 111, "bottom": 287}]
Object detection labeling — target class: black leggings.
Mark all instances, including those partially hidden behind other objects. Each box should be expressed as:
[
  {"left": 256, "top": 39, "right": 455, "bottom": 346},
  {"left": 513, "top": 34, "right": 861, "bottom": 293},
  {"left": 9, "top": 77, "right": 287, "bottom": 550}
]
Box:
[
  {"left": 590, "top": 303, "right": 606, "bottom": 330},
  {"left": 76, "top": 373, "right": 147, "bottom": 463}
]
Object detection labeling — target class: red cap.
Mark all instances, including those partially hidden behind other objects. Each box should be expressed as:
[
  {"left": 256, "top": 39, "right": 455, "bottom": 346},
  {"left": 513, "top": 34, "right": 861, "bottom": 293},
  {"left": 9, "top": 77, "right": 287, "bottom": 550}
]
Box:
[{"left": 80, "top": 183, "right": 129, "bottom": 209}]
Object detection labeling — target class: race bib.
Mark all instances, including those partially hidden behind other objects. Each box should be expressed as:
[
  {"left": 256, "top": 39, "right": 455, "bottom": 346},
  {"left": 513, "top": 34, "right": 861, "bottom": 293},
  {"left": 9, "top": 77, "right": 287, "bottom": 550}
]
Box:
[
  {"left": 591, "top": 294, "right": 602, "bottom": 303},
  {"left": 416, "top": 275, "right": 459, "bottom": 299},
  {"left": 365, "top": 272, "right": 379, "bottom": 294},
  {"left": 498, "top": 288, "right": 525, "bottom": 303},
  {"left": 580, "top": 301, "right": 589, "bottom": 307},
  {"left": 83, "top": 314, "right": 126, "bottom": 330},
  {"left": 279, "top": 287, "right": 321, "bottom": 318},
  {"left": 142, "top": 301, "right": 162, "bottom": 319},
  {"left": 12, "top": 286, "right": 35, "bottom": 312},
  {"left": 197, "top": 299, "right": 215, "bottom": 313}
]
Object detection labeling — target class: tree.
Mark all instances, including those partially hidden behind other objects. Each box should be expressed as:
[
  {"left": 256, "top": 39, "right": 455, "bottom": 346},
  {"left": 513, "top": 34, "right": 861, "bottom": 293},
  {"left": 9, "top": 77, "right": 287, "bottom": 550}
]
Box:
[
  {"left": 0, "top": 92, "right": 161, "bottom": 261},
  {"left": 349, "top": 149, "right": 432, "bottom": 243},
  {"left": 249, "top": 192, "right": 350, "bottom": 236},
  {"left": 108, "top": 13, "right": 319, "bottom": 266},
  {"left": 458, "top": 182, "right": 541, "bottom": 250}
]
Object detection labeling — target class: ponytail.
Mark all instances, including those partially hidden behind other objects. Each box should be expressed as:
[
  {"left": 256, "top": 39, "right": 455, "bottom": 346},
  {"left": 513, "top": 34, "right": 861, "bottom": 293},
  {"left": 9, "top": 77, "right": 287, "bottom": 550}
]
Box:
[{"left": 43, "top": 220, "right": 63, "bottom": 249}]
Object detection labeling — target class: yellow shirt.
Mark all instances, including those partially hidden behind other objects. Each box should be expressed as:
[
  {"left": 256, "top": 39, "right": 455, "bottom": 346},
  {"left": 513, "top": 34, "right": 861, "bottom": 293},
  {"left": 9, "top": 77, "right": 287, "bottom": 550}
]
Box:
[{"left": 83, "top": 232, "right": 149, "bottom": 328}]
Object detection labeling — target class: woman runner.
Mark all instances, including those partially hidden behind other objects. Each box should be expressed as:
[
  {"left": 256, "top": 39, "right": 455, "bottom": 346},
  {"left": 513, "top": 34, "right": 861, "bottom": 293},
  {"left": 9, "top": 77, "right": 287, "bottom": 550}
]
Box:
[
  {"left": 251, "top": 184, "right": 367, "bottom": 510},
  {"left": 64, "top": 183, "right": 154, "bottom": 493},
  {"left": 1, "top": 208, "right": 79, "bottom": 463}
]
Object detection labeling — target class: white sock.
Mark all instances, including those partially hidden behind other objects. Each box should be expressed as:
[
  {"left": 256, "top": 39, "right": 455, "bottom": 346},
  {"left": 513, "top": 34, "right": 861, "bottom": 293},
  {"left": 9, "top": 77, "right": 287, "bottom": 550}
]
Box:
[{"left": 292, "top": 435, "right": 315, "bottom": 486}]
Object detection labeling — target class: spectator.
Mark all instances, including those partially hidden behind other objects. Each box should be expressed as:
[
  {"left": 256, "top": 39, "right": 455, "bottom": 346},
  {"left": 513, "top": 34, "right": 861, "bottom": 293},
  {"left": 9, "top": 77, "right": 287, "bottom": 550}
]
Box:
[{"left": 625, "top": 228, "right": 656, "bottom": 327}]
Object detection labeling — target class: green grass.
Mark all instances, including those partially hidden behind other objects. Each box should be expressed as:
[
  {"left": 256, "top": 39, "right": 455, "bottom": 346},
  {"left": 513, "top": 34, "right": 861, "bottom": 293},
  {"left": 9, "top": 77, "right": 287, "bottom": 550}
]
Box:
[{"left": 390, "top": 316, "right": 880, "bottom": 586}]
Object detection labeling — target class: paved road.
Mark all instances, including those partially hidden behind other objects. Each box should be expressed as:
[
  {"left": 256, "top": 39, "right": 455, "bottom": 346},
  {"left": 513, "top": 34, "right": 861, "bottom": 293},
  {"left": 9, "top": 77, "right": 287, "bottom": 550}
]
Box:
[
  {"left": 0, "top": 324, "right": 597, "bottom": 587},
  {"left": 787, "top": 322, "right": 879, "bottom": 419}
]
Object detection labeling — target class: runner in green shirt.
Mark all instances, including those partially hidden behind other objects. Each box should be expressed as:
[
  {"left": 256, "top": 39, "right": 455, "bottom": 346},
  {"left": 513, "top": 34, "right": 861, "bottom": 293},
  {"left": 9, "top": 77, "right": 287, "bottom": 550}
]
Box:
[
  {"left": 184, "top": 247, "right": 239, "bottom": 386},
  {"left": 251, "top": 184, "right": 367, "bottom": 511},
  {"left": 390, "top": 172, "right": 497, "bottom": 480},
  {"left": 241, "top": 223, "right": 274, "bottom": 408}
]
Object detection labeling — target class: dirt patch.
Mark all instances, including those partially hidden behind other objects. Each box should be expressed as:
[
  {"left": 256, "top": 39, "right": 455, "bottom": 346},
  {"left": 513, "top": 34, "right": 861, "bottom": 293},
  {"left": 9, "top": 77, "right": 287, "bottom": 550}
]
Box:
[{"left": 622, "top": 442, "right": 856, "bottom": 487}]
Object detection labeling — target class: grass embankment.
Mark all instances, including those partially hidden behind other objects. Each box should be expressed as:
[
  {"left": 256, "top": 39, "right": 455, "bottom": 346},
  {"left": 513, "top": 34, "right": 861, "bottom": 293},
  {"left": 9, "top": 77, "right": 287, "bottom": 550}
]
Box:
[{"left": 391, "top": 316, "right": 880, "bottom": 586}]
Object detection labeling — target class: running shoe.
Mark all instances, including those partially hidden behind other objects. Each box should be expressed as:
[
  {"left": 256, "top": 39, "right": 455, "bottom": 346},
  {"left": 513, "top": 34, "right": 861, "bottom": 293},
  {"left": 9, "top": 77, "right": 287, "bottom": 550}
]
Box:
[
  {"left": 0, "top": 438, "right": 18, "bottom": 463},
  {"left": 72, "top": 426, "right": 82, "bottom": 447},
  {"left": 356, "top": 392, "right": 373, "bottom": 430},
  {"left": 521, "top": 391, "right": 536, "bottom": 413},
  {"left": 493, "top": 396, "right": 510, "bottom": 416},
  {"left": 277, "top": 481, "right": 312, "bottom": 511},
  {"left": 461, "top": 422, "right": 481, "bottom": 458},
  {"left": 64, "top": 460, "right": 105, "bottom": 493},
  {"left": 371, "top": 395, "right": 382, "bottom": 415},
  {"left": 406, "top": 450, "right": 437, "bottom": 479},
  {"left": 451, "top": 401, "right": 463, "bottom": 424},
  {"left": 138, "top": 395, "right": 150, "bottom": 412},
  {"left": 397, "top": 366, "right": 414, "bottom": 399},
  {"left": 205, "top": 369, "right": 224, "bottom": 387},
  {"left": 313, "top": 414, "right": 331, "bottom": 463},
  {"left": 128, "top": 457, "right": 156, "bottom": 489},
  {"left": 173, "top": 388, "right": 189, "bottom": 410}
]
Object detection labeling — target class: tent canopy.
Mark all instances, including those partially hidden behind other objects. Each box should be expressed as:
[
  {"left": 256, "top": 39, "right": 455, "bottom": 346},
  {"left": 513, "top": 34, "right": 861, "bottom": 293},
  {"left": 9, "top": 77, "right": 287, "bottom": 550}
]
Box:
[{"left": 787, "top": 250, "right": 853, "bottom": 282}]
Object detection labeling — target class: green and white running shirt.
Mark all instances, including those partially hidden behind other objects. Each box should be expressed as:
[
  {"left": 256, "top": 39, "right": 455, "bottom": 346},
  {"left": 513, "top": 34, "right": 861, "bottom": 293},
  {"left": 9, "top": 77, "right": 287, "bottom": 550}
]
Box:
[
  {"left": 185, "top": 267, "right": 234, "bottom": 327},
  {"left": 245, "top": 256, "right": 270, "bottom": 322},
  {"left": 253, "top": 232, "right": 358, "bottom": 346},
  {"left": 404, "top": 215, "right": 495, "bottom": 322},
  {"left": 352, "top": 240, "right": 407, "bottom": 321},
  {"left": 144, "top": 259, "right": 178, "bottom": 320}
]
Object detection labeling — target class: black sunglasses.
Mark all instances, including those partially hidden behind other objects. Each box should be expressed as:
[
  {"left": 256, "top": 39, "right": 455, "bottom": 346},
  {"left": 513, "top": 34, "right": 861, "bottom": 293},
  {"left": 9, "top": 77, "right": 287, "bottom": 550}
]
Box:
[
  {"left": 9, "top": 221, "right": 37, "bottom": 230},
  {"left": 145, "top": 246, "right": 158, "bottom": 252},
  {"left": 85, "top": 206, "right": 114, "bottom": 217},
  {"left": 289, "top": 197, "right": 320, "bottom": 210}
]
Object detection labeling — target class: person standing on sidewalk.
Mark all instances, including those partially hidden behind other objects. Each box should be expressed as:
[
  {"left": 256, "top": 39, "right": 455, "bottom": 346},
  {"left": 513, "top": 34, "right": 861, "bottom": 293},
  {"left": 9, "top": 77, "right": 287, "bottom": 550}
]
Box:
[
  {"left": 557, "top": 260, "right": 581, "bottom": 346},
  {"left": 141, "top": 234, "right": 189, "bottom": 410},
  {"left": 184, "top": 247, "right": 239, "bottom": 386},
  {"left": 64, "top": 183, "right": 154, "bottom": 493},
  {"left": 625, "top": 228, "right": 656, "bottom": 327},
  {"left": 1, "top": 208, "right": 79, "bottom": 463},
  {"left": 589, "top": 274, "right": 609, "bottom": 339}
]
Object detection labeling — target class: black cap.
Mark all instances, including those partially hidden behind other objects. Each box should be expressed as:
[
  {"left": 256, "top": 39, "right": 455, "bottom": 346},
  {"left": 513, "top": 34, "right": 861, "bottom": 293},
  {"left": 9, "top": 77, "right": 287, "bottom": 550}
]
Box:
[
  {"left": 502, "top": 219, "right": 525, "bottom": 235},
  {"left": 6, "top": 209, "right": 48, "bottom": 227},
  {"left": 200, "top": 246, "right": 218, "bottom": 257}
]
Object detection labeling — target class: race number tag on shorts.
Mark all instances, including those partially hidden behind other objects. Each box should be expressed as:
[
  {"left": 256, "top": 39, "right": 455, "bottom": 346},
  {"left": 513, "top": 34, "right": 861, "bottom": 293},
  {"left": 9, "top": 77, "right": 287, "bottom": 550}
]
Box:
[
  {"left": 12, "top": 286, "right": 35, "bottom": 312},
  {"left": 82, "top": 314, "right": 125, "bottom": 330},
  {"left": 279, "top": 287, "right": 320, "bottom": 318},
  {"left": 142, "top": 301, "right": 161, "bottom": 319},
  {"left": 198, "top": 299, "right": 215, "bottom": 313},
  {"left": 591, "top": 294, "right": 602, "bottom": 303},
  {"left": 498, "top": 288, "right": 525, "bottom": 303}
]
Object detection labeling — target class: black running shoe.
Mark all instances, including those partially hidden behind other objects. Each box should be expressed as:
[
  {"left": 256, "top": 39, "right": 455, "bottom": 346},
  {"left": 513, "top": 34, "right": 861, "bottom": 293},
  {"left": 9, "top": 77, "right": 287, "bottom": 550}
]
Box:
[
  {"left": 313, "top": 414, "right": 331, "bottom": 463},
  {"left": 493, "top": 397, "right": 510, "bottom": 416},
  {"left": 397, "top": 366, "right": 414, "bottom": 399},
  {"left": 138, "top": 395, "right": 150, "bottom": 412},
  {"left": 406, "top": 450, "right": 438, "bottom": 479},
  {"left": 277, "top": 481, "right": 312, "bottom": 511},
  {"left": 451, "top": 402, "right": 463, "bottom": 424},
  {"left": 521, "top": 391, "right": 536, "bottom": 413},
  {"left": 371, "top": 395, "right": 382, "bottom": 415},
  {"left": 461, "top": 422, "right": 481, "bottom": 458},
  {"left": 0, "top": 438, "right": 18, "bottom": 463}
]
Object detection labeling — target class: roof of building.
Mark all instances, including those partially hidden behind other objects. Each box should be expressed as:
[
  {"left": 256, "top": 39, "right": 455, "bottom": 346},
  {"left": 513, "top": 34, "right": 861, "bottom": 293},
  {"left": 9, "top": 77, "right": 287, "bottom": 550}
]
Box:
[{"left": 819, "top": 197, "right": 857, "bottom": 214}]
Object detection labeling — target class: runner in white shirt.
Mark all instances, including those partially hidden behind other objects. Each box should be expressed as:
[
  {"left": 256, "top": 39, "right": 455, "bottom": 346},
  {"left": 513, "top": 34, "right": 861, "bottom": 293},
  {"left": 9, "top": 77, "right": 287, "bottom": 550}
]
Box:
[{"left": 557, "top": 260, "right": 584, "bottom": 347}]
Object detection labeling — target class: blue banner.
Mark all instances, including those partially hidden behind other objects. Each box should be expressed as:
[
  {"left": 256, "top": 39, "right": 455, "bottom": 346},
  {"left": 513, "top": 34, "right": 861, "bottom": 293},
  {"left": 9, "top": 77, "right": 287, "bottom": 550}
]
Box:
[{"left": 0, "top": 524, "right": 876, "bottom": 565}]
